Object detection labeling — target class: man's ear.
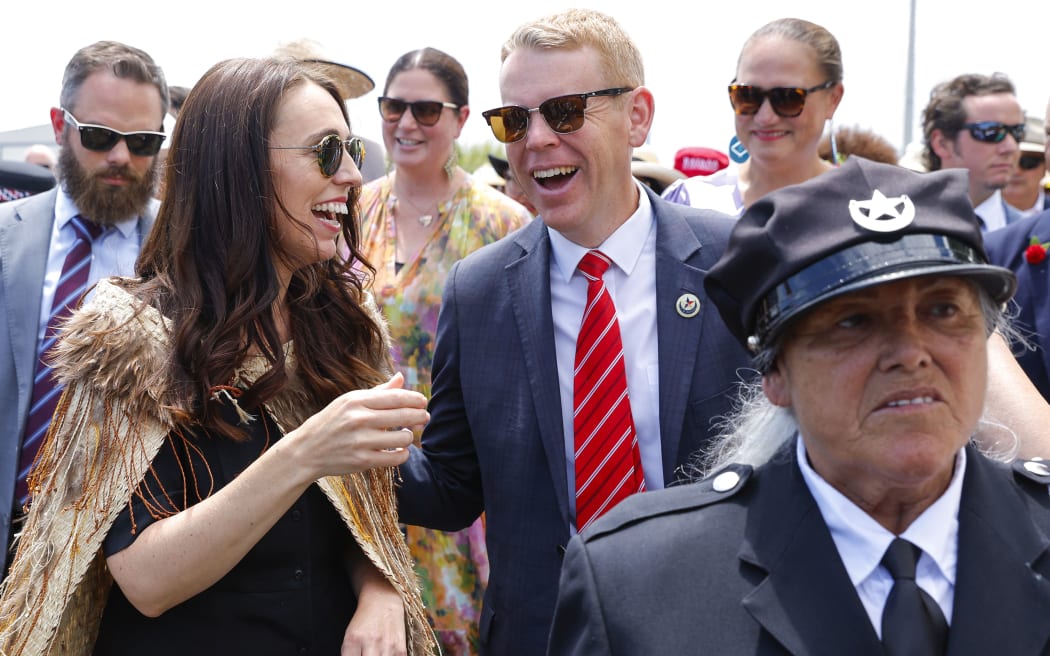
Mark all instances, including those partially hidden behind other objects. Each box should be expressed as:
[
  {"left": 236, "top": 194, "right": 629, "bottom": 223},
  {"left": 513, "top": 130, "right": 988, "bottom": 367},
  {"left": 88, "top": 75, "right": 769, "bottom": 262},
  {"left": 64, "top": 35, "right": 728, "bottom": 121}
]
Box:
[
  {"left": 929, "top": 128, "right": 955, "bottom": 163},
  {"left": 626, "top": 86, "right": 654, "bottom": 148},
  {"left": 50, "top": 107, "right": 67, "bottom": 146}
]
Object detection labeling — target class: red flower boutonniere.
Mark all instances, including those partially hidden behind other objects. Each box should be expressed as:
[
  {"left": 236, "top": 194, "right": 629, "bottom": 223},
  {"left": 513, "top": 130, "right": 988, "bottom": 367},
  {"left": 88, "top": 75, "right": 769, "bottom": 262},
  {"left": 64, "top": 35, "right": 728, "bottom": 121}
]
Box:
[{"left": 1025, "top": 237, "right": 1050, "bottom": 265}]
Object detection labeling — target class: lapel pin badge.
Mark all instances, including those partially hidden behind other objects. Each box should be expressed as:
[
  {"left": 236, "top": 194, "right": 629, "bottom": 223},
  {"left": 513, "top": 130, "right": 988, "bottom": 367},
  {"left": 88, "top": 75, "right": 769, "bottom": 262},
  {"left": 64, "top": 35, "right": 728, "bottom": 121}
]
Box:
[{"left": 676, "top": 293, "right": 701, "bottom": 318}]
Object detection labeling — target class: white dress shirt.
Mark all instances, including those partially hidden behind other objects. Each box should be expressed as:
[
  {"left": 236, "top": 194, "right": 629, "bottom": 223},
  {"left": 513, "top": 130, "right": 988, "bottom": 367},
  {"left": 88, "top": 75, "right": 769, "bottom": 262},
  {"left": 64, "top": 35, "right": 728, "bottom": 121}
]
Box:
[
  {"left": 796, "top": 437, "right": 963, "bottom": 636},
  {"left": 37, "top": 189, "right": 154, "bottom": 344},
  {"left": 974, "top": 190, "right": 1008, "bottom": 232},
  {"left": 548, "top": 183, "right": 661, "bottom": 531}
]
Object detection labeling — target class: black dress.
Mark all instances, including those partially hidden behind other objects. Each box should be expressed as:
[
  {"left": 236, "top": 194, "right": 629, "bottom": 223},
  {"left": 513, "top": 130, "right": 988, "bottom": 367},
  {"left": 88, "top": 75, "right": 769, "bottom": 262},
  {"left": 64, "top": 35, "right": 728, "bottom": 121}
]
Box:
[{"left": 94, "top": 400, "right": 357, "bottom": 655}]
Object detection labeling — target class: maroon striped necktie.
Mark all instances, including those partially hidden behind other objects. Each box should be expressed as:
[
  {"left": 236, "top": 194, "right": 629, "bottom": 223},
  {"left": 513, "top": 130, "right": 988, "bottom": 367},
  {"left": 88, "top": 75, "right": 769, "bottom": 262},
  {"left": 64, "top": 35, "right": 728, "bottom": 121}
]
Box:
[
  {"left": 573, "top": 250, "right": 645, "bottom": 531},
  {"left": 16, "top": 216, "right": 105, "bottom": 507}
]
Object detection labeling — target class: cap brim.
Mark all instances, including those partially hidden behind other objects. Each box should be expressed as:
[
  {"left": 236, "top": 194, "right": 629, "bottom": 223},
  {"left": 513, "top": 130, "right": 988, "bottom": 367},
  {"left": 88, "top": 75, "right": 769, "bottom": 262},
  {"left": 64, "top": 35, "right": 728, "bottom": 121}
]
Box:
[
  {"left": 757, "top": 235, "right": 1016, "bottom": 344},
  {"left": 302, "top": 59, "right": 375, "bottom": 100}
]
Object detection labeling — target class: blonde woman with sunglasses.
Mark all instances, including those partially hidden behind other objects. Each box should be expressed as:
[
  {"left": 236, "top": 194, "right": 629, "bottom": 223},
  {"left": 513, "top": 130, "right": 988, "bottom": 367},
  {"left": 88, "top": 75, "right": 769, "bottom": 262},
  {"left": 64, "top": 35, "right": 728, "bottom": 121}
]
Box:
[
  {"left": 0, "top": 57, "right": 437, "bottom": 656},
  {"left": 355, "top": 46, "right": 530, "bottom": 655},
  {"left": 662, "top": 18, "right": 844, "bottom": 215}
]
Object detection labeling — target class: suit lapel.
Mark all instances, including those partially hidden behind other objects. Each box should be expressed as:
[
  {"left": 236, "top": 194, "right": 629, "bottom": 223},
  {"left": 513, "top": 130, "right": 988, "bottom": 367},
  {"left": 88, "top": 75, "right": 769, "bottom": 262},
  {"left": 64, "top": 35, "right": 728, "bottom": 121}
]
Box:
[
  {"left": 1022, "top": 217, "right": 1050, "bottom": 385},
  {"left": 652, "top": 198, "right": 711, "bottom": 483},
  {"left": 740, "top": 451, "right": 884, "bottom": 655},
  {"left": 505, "top": 220, "right": 571, "bottom": 526},
  {"left": 949, "top": 450, "right": 1050, "bottom": 654}
]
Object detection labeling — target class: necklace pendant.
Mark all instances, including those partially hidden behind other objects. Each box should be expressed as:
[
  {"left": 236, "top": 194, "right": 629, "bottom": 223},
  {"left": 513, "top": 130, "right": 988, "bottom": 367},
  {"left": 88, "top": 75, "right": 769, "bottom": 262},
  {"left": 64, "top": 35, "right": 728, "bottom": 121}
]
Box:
[{"left": 418, "top": 214, "right": 434, "bottom": 227}]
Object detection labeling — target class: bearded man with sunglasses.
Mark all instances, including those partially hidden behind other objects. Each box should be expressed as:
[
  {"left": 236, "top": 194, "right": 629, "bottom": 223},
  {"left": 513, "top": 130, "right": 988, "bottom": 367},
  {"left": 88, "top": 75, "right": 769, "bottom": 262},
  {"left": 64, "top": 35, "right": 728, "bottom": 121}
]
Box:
[
  {"left": 921, "top": 72, "right": 1025, "bottom": 232},
  {"left": 0, "top": 40, "right": 168, "bottom": 568},
  {"left": 395, "top": 9, "right": 749, "bottom": 655}
]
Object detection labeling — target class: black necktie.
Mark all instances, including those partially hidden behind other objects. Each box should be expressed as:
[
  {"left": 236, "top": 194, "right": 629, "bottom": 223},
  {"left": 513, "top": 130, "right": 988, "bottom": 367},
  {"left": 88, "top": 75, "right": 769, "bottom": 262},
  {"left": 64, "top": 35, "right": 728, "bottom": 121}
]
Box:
[{"left": 880, "top": 538, "right": 949, "bottom": 655}]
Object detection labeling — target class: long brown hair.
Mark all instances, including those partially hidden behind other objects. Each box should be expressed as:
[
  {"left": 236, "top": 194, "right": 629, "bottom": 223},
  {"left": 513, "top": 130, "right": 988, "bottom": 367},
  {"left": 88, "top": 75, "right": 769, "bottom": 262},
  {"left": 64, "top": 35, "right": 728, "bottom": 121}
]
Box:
[{"left": 129, "top": 57, "right": 386, "bottom": 440}]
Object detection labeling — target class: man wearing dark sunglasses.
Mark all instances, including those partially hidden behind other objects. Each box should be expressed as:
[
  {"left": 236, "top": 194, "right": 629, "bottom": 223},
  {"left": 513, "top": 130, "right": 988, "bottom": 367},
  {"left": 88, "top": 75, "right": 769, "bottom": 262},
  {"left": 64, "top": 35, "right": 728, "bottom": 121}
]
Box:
[
  {"left": 0, "top": 40, "right": 168, "bottom": 568},
  {"left": 1003, "top": 116, "right": 1048, "bottom": 219},
  {"left": 395, "top": 9, "right": 750, "bottom": 655},
  {"left": 921, "top": 72, "right": 1026, "bottom": 232}
]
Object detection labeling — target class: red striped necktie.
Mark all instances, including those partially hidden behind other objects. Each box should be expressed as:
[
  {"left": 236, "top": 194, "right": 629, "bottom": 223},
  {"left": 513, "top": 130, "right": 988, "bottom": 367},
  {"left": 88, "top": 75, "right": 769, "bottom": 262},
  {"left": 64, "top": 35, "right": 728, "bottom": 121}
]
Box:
[
  {"left": 573, "top": 250, "right": 645, "bottom": 531},
  {"left": 17, "top": 216, "right": 105, "bottom": 507}
]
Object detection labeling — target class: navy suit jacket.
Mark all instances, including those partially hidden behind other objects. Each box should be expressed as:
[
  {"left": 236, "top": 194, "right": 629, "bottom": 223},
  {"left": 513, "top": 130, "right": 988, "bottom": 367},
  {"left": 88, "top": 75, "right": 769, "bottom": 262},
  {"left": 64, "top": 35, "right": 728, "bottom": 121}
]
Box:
[
  {"left": 549, "top": 444, "right": 1050, "bottom": 655},
  {"left": 984, "top": 208, "right": 1050, "bottom": 401},
  {"left": 396, "top": 190, "right": 752, "bottom": 655},
  {"left": 0, "top": 188, "right": 157, "bottom": 556}
]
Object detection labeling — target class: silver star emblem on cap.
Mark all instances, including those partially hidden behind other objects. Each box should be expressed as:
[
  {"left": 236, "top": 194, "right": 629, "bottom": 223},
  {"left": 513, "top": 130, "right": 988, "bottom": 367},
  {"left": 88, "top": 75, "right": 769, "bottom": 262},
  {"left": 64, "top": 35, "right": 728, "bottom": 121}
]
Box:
[{"left": 848, "top": 190, "right": 915, "bottom": 233}]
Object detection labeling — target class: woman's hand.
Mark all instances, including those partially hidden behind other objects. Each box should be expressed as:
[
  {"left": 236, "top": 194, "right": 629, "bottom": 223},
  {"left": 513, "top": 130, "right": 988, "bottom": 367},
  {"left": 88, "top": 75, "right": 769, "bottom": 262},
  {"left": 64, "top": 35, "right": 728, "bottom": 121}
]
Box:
[
  {"left": 286, "top": 372, "right": 428, "bottom": 480},
  {"left": 342, "top": 562, "right": 408, "bottom": 656}
]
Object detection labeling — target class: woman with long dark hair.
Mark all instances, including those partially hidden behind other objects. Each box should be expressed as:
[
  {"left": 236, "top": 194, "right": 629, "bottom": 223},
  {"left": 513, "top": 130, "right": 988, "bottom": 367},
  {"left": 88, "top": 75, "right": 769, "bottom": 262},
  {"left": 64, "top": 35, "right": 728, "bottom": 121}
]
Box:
[{"left": 0, "top": 57, "right": 436, "bottom": 655}]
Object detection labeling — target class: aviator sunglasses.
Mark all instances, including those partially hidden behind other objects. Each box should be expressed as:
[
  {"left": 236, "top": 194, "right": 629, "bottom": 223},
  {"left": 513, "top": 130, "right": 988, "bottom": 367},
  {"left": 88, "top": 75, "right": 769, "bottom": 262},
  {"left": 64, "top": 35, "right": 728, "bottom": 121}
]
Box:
[
  {"left": 482, "top": 87, "right": 634, "bottom": 144},
  {"left": 378, "top": 97, "right": 460, "bottom": 127},
  {"left": 961, "top": 121, "right": 1026, "bottom": 144},
  {"left": 727, "top": 80, "right": 836, "bottom": 118},
  {"left": 62, "top": 109, "right": 166, "bottom": 156},
  {"left": 271, "top": 135, "right": 366, "bottom": 177}
]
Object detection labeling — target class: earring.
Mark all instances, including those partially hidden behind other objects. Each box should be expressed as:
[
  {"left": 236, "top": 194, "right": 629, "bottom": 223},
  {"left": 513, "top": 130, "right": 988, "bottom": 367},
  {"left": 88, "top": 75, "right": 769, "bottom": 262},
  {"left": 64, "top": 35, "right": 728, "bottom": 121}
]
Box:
[{"left": 444, "top": 144, "right": 458, "bottom": 179}]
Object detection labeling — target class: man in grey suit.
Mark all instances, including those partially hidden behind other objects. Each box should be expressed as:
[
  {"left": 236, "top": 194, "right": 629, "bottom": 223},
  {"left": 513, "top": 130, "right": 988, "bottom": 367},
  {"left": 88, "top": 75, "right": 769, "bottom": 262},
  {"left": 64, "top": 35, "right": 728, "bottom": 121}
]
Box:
[
  {"left": 0, "top": 41, "right": 168, "bottom": 566},
  {"left": 395, "top": 9, "right": 750, "bottom": 654}
]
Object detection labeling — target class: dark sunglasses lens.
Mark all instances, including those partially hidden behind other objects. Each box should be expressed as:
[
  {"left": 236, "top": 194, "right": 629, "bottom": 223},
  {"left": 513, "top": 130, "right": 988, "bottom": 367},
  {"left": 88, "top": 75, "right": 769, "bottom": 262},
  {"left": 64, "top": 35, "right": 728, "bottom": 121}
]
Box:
[
  {"left": 539, "top": 96, "right": 587, "bottom": 134},
  {"left": 768, "top": 88, "right": 807, "bottom": 117},
  {"left": 728, "top": 86, "right": 762, "bottom": 115},
  {"left": 347, "top": 138, "right": 365, "bottom": 169},
  {"left": 312, "top": 136, "right": 339, "bottom": 177},
  {"left": 970, "top": 123, "right": 1005, "bottom": 143},
  {"left": 1019, "top": 154, "right": 1044, "bottom": 170},
  {"left": 78, "top": 126, "right": 121, "bottom": 152},
  {"left": 379, "top": 98, "right": 406, "bottom": 122},
  {"left": 124, "top": 133, "right": 165, "bottom": 156},
  {"left": 1010, "top": 124, "right": 1026, "bottom": 142},
  {"left": 485, "top": 107, "right": 529, "bottom": 143},
  {"left": 410, "top": 101, "right": 445, "bottom": 126}
]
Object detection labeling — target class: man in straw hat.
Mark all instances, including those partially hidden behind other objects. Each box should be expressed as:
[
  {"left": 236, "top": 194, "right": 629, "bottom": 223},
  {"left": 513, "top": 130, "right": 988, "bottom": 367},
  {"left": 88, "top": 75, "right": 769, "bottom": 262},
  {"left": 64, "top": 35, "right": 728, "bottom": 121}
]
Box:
[{"left": 550, "top": 156, "right": 1050, "bottom": 654}]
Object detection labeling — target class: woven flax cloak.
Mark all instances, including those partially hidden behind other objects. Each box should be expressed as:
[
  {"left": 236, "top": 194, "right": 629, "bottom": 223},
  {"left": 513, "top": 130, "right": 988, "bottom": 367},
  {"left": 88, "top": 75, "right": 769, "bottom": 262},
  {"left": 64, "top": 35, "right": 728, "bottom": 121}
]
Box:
[{"left": 0, "top": 279, "right": 437, "bottom": 655}]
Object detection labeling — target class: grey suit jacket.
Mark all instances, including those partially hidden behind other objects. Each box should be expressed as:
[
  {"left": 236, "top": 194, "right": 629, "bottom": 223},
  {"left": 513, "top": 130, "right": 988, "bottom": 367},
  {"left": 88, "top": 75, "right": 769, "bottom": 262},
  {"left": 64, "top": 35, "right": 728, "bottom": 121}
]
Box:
[
  {"left": 396, "top": 190, "right": 753, "bottom": 655},
  {"left": 549, "top": 444, "right": 1050, "bottom": 655},
  {"left": 0, "top": 188, "right": 157, "bottom": 553}
]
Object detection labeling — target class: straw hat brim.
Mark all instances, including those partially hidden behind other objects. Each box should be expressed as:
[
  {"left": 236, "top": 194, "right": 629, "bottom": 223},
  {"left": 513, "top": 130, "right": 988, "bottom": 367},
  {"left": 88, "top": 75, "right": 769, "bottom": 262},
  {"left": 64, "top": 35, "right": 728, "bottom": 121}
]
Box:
[{"left": 301, "top": 58, "right": 375, "bottom": 100}]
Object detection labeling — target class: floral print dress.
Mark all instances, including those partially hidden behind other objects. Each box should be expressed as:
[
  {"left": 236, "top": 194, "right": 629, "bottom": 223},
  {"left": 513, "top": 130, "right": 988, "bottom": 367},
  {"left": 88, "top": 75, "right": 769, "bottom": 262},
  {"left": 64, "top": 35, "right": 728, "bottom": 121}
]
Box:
[{"left": 359, "top": 173, "right": 530, "bottom": 654}]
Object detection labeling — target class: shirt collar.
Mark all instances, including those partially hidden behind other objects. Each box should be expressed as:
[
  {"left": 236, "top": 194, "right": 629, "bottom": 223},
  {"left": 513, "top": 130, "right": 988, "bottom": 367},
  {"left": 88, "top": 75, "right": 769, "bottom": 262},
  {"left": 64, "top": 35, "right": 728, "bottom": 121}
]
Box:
[
  {"left": 548, "top": 181, "right": 654, "bottom": 283},
  {"left": 796, "top": 437, "right": 964, "bottom": 588},
  {"left": 57, "top": 185, "right": 148, "bottom": 238}
]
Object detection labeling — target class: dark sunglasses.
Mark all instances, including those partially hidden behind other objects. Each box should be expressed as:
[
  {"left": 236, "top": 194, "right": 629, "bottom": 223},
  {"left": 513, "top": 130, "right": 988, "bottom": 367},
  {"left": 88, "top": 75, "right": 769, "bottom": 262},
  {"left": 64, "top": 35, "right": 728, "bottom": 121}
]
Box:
[
  {"left": 62, "top": 109, "right": 166, "bottom": 156},
  {"left": 727, "top": 80, "right": 835, "bottom": 118},
  {"left": 378, "top": 97, "right": 459, "bottom": 127},
  {"left": 271, "top": 135, "right": 365, "bottom": 177},
  {"left": 961, "top": 121, "right": 1026, "bottom": 144},
  {"left": 1019, "top": 154, "right": 1045, "bottom": 171},
  {"left": 481, "top": 87, "right": 634, "bottom": 144}
]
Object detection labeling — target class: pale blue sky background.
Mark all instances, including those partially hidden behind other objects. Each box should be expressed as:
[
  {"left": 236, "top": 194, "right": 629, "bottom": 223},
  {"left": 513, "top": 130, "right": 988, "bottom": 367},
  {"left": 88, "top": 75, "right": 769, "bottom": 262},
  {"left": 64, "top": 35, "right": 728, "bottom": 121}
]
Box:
[{"left": 2, "top": 0, "right": 1047, "bottom": 166}]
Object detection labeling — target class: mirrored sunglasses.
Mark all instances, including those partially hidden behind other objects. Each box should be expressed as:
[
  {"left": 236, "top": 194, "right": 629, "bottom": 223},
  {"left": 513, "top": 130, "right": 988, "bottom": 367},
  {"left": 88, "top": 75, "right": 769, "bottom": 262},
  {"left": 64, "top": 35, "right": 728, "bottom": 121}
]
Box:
[
  {"left": 62, "top": 109, "right": 166, "bottom": 156},
  {"left": 271, "top": 135, "right": 365, "bottom": 177},
  {"left": 727, "top": 80, "right": 835, "bottom": 118},
  {"left": 962, "top": 121, "right": 1026, "bottom": 144},
  {"left": 481, "top": 87, "right": 634, "bottom": 144},
  {"left": 378, "top": 97, "right": 459, "bottom": 127}
]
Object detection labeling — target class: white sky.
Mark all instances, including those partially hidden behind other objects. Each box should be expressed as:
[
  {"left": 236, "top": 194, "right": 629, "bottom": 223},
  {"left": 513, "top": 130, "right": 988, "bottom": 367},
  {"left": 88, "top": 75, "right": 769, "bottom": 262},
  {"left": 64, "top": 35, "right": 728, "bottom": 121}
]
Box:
[{"left": 2, "top": 0, "right": 1047, "bottom": 166}]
